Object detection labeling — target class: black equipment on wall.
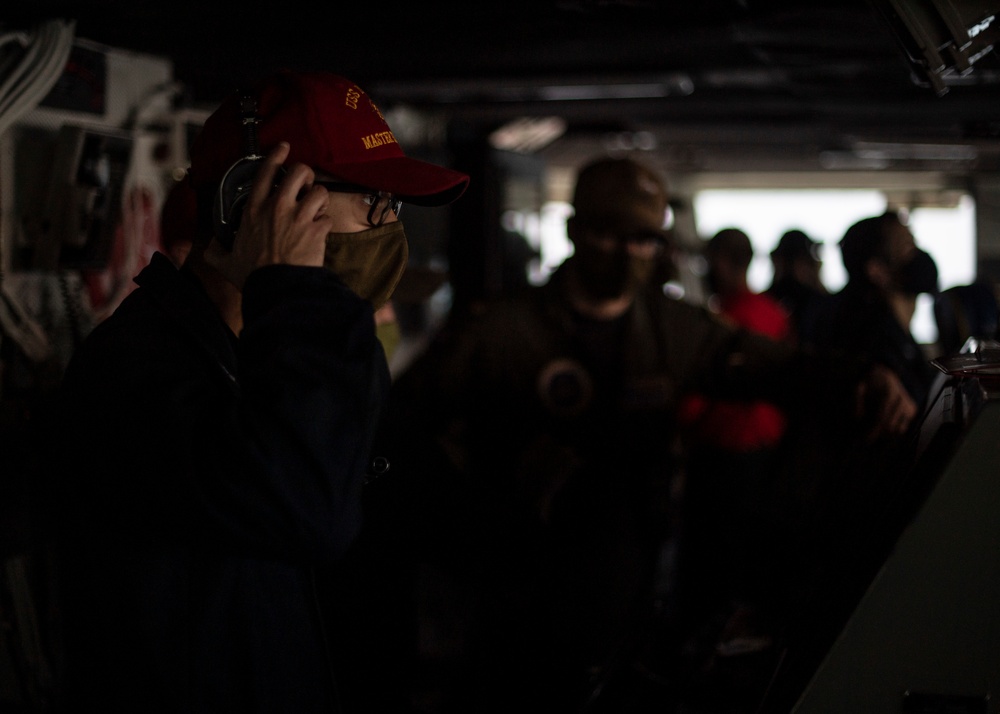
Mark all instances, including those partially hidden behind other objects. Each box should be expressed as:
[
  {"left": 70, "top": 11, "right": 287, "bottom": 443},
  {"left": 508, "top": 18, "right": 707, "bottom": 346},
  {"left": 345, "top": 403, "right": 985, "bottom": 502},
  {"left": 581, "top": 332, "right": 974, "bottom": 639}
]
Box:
[
  {"left": 15, "top": 125, "right": 133, "bottom": 271},
  {"left": 873, "top": 0, "right": 1000, "bottom": 95}
]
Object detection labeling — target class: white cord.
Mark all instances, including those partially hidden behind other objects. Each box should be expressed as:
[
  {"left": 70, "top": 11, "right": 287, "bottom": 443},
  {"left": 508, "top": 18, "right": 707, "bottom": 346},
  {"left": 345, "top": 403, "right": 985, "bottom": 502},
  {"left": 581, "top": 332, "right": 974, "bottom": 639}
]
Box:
[
  {"left": 0, "top": 19, "right": 73, "bottom": 109},
  {"left": 0, "top": 18, "right": 76, "bottom": 138},
  {"left": 0, "top": 286, "right": 52, "bottom": 364},
  {"left": 0, "top": 18, "right": 74, "bottom": 362}
]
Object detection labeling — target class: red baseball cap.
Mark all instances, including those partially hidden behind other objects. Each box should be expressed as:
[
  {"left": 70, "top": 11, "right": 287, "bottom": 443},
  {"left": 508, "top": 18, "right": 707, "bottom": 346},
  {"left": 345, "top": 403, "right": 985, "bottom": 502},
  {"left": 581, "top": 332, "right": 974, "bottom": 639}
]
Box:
[{"left": 188, "top": 70, "right": 469, "bottom": 206}]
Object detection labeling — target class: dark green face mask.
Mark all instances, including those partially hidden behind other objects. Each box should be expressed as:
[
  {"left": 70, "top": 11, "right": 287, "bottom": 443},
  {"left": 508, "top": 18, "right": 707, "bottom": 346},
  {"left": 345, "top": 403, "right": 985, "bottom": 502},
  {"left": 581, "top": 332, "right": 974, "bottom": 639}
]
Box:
[{"left": 324, "top": 221, "right": 408, "bottom": 311}]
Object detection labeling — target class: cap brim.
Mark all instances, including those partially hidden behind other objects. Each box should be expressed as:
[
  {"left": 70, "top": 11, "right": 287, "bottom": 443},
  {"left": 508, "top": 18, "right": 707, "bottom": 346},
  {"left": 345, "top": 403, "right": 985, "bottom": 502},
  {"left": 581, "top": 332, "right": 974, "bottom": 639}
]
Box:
[{"left": 324, "top": 156, "right": 469, "bottom": 207}]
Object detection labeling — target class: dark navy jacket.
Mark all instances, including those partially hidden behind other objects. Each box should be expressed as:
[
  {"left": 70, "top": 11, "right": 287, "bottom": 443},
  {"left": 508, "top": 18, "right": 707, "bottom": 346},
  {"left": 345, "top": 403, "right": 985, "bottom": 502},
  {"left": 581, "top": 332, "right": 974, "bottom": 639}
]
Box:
[{"left": 53, "top": 252, "right": 388, "bottom": 712}]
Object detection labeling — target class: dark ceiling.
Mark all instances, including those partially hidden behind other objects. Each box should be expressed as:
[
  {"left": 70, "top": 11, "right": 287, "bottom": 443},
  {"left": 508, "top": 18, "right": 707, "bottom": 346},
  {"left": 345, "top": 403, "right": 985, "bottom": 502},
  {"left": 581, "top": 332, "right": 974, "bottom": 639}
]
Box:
[{"left": 5, "top": 0, "right": 1000, "bottom": 175}]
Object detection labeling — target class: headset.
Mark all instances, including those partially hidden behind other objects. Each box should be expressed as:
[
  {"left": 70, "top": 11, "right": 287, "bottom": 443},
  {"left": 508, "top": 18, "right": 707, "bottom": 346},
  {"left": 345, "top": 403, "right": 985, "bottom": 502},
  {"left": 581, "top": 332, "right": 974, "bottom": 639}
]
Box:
[{"left": 212, "top": 92, "right": 280, "bottom": 251}]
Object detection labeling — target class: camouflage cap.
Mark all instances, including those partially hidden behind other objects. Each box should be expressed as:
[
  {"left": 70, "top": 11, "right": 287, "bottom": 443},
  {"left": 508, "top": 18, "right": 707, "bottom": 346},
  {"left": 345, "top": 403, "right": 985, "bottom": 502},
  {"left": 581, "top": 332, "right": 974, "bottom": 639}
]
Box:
[{"left": 571, "top": 157, "right": 669, "bottom": 234}]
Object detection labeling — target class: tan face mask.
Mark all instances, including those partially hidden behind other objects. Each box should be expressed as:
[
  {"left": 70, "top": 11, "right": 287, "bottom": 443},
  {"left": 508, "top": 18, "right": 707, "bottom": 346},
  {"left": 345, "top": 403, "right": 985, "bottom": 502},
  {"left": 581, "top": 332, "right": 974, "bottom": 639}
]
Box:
[{"left": 324, "top": 222, "right": 408, "bottom": 311}]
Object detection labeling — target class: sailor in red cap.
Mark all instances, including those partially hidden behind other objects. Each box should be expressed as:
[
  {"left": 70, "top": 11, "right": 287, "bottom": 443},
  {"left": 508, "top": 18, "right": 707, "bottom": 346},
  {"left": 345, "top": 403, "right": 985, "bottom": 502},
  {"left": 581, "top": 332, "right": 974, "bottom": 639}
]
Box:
[{"left": 52, "top": 70, "right": 468, "bottom": 713}]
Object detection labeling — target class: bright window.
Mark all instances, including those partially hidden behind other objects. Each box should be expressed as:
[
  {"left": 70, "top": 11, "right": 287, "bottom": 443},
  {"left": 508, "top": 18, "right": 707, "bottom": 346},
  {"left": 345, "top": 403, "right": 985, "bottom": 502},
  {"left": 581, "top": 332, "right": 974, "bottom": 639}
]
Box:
[
  {"left": 532, "top": 190, "right": 976, "bottom": 346},
  {"left": 693, "top": 190, "right": 977, "bottom": 345}
]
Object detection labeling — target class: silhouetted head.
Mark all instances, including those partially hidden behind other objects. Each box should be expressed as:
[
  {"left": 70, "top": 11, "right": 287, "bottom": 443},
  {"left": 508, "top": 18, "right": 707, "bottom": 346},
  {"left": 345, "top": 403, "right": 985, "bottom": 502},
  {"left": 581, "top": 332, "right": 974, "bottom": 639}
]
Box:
[
  {"left": 707, "top": 227, "right": 753, "bottom": 270},
  {"left": 839, "top": 212, "right": 901, "bottom": 281},
  {"left": 704, "top": 227, "right": 753, "bottom": 296},
  {"left": 772, "top": 229, "right": 821, "bottom": 265},
  {"left": 566, "top": 157, "right": 672, "bottom": 301},
  {"left": 839, "top": 211, "right": 938, "bottom": 296}
]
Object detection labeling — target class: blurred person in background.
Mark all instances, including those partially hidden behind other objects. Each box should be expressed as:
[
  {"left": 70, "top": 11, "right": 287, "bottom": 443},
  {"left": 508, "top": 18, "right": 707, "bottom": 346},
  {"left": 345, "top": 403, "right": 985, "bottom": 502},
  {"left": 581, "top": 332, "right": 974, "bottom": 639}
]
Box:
[
  {"left": 374, "top": 157, "right": 917, "bottom": 714},
  {"left": 675, "top": 226, "right": 793, "bottom": 662},
  {"left": 765, "top": 228, "right": 830, "bottom": 347}
]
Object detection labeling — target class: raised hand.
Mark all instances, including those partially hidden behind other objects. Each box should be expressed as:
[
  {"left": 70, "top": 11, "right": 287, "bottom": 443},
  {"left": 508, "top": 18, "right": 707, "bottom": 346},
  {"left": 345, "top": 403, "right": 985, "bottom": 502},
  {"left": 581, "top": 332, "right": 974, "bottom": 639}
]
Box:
[{"left": 203, "top": 142, "right": 333, "bottom": 290}]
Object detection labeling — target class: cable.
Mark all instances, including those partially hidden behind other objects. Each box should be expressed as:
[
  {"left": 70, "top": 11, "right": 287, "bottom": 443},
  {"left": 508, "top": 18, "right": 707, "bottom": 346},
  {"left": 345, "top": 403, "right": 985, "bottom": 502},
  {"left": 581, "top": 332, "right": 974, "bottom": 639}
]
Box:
[
  {"left": 0, "top": 19, "right": 74, "bottom": 115},
  {"left": 0, "top": 19, "right": 73, "bottom": 366},
  {"left": 0, "top": 286, "right": 52, "bottom": 365},
  {"left": 0, "top": 18, "right": 76, "bottom": 138}
]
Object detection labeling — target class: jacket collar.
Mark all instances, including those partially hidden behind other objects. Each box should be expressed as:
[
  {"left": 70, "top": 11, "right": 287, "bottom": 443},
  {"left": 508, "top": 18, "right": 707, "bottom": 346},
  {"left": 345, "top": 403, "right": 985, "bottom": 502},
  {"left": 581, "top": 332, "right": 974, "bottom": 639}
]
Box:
[{"left": 135, "top": 252, "right": 240, "bottom": 391}]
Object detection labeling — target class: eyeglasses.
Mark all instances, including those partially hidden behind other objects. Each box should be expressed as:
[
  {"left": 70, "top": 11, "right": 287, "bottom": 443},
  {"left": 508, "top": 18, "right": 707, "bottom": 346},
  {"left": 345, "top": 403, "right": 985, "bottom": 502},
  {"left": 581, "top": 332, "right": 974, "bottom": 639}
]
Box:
[
  {"left": 316, "top": 181, "right": 403, "bottom": 227},
  {"left": 582, "top": 229, "right": 668, "bottom": 257}
]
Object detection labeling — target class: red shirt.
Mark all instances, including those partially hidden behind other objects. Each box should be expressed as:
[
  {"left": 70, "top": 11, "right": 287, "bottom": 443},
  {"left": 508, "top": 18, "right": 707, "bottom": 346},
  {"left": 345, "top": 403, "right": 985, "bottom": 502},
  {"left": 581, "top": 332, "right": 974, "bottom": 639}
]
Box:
[{"left": 678, "top": 288, "right": 791, "bottom": 451}]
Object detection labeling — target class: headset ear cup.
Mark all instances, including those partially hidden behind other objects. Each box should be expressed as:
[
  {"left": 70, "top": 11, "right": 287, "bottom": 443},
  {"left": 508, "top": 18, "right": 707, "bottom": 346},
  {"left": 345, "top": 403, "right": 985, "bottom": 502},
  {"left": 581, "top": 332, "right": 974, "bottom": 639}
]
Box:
[{"left": 213, "top": 158, "right": 261, "bottom": 251}]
